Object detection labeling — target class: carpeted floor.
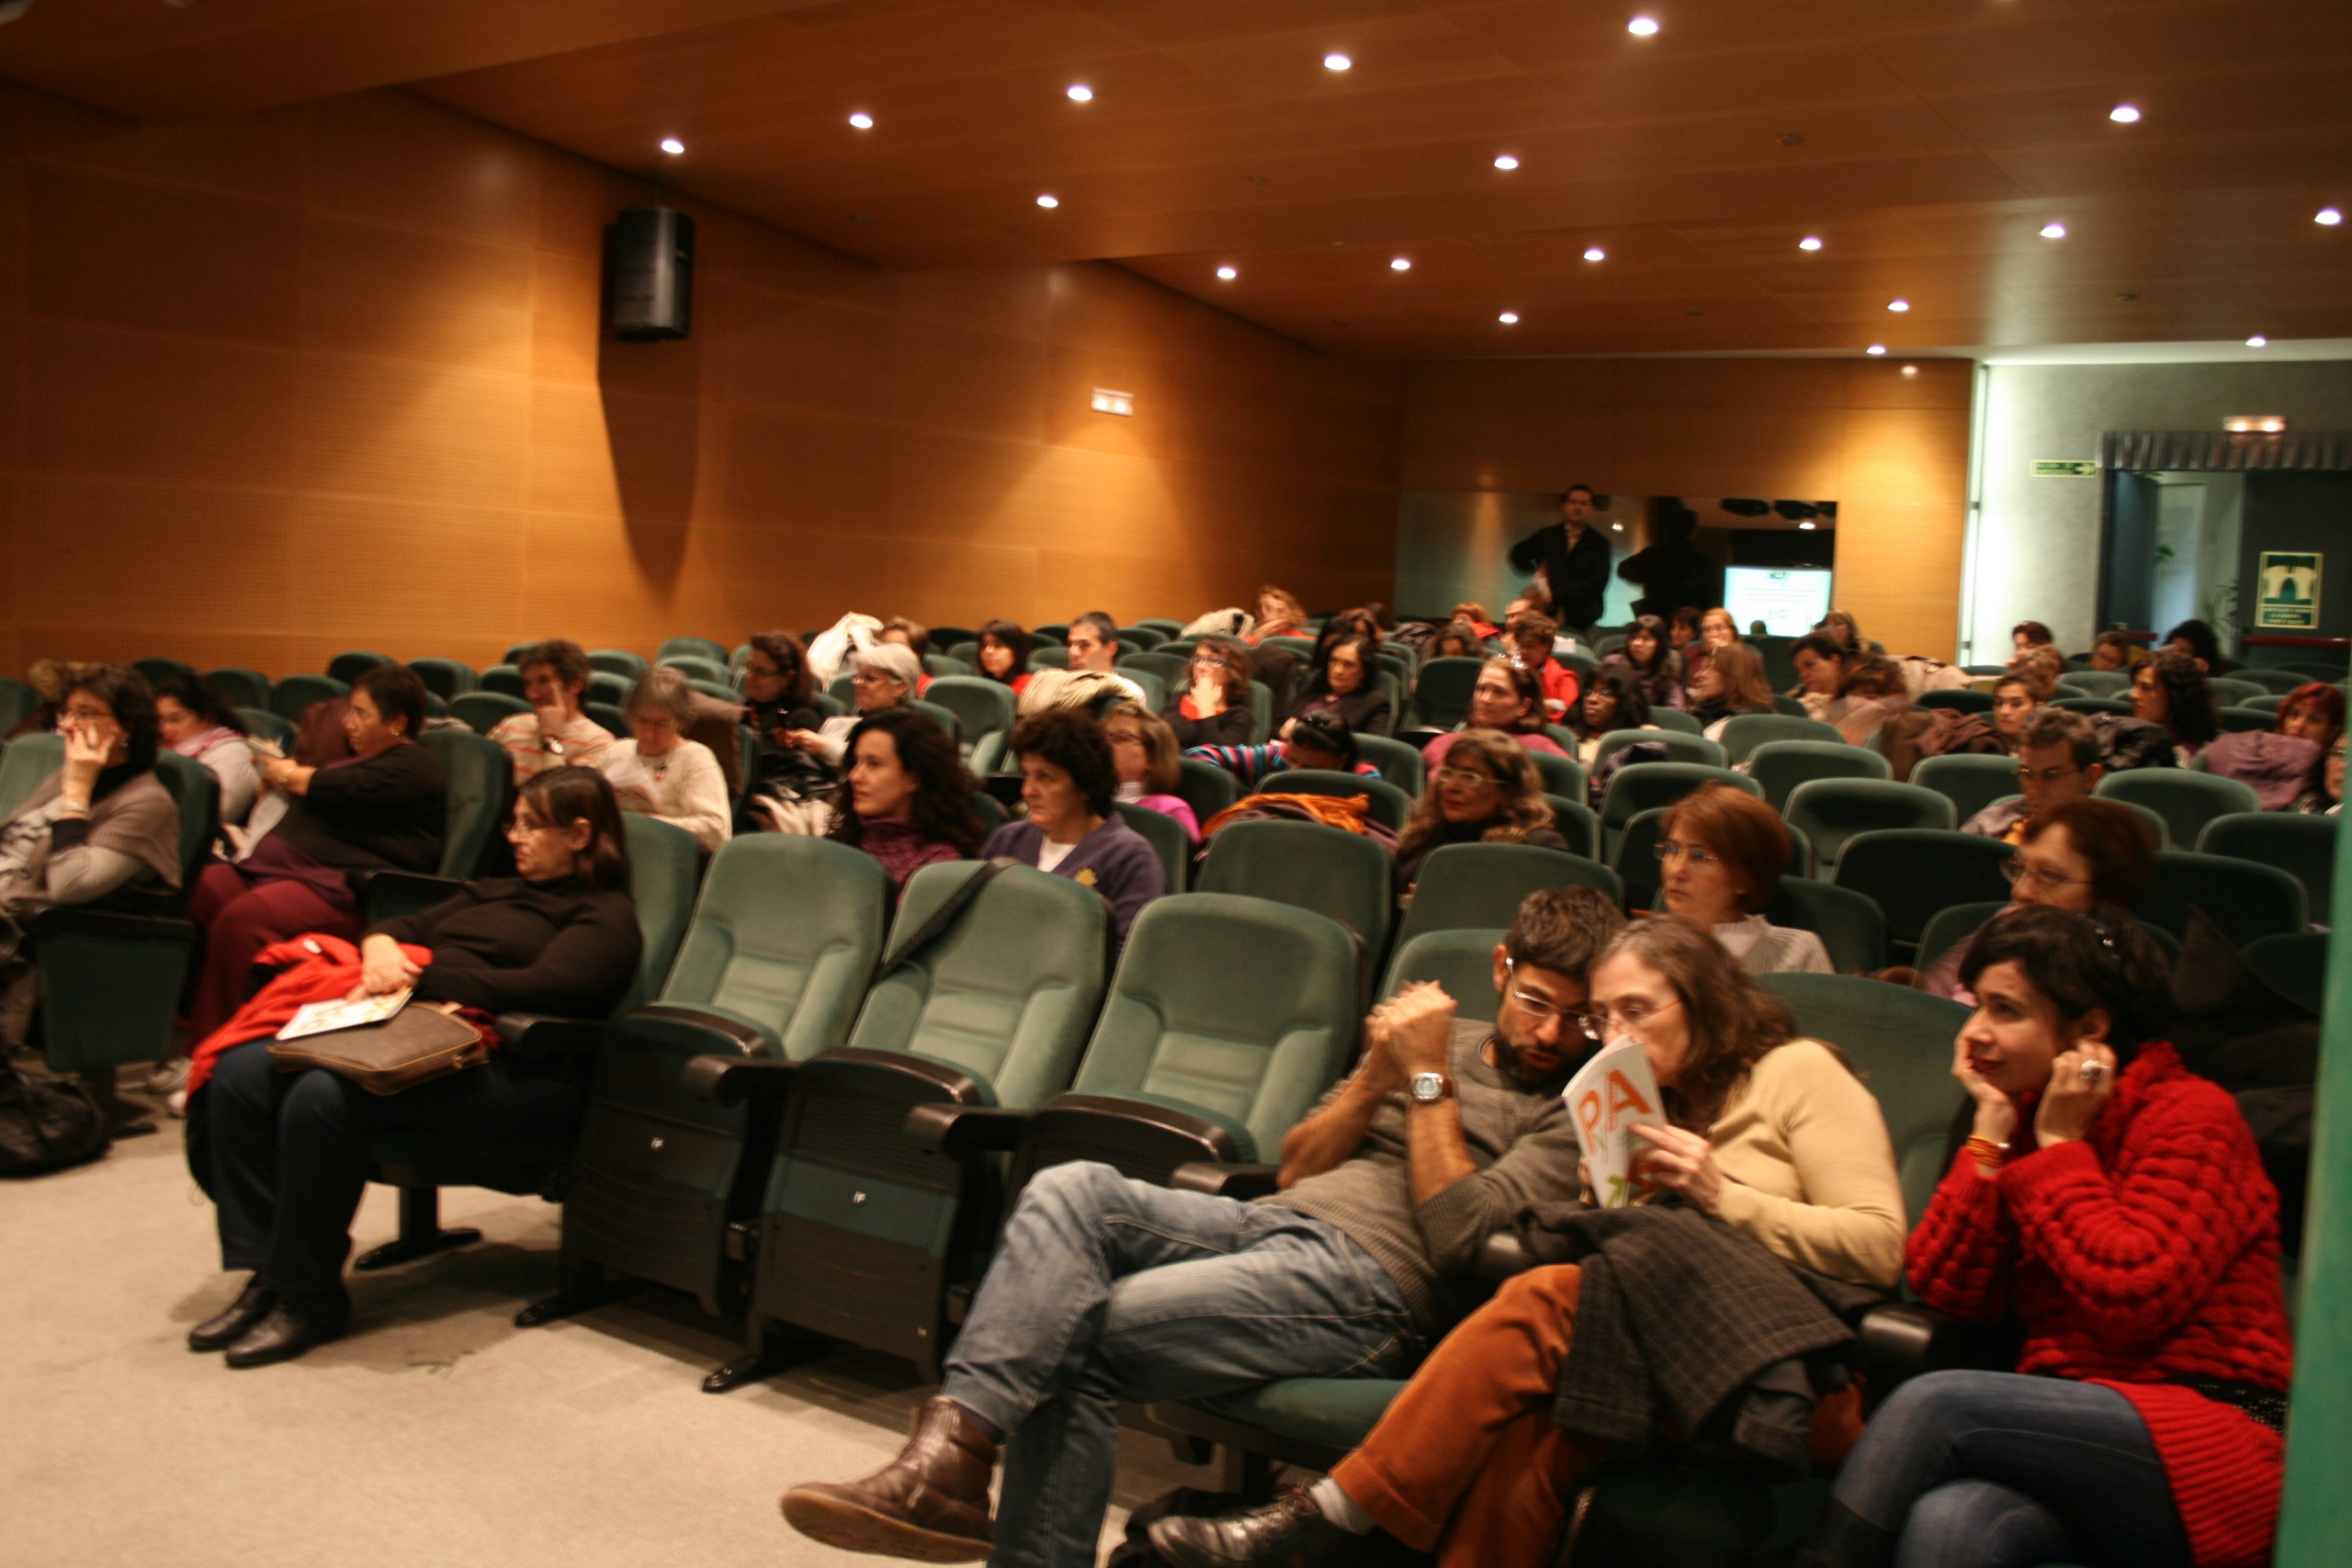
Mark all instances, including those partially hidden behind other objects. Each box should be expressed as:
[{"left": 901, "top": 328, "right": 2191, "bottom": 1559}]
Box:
[{"left": 1, "top": 1077, "right": 1211, "bottom": 1568}]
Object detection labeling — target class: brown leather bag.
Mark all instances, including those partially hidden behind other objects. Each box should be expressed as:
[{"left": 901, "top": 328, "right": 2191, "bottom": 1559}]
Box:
[{"left": 268, "top": 1002, "right": 489, "bottom": 1096}]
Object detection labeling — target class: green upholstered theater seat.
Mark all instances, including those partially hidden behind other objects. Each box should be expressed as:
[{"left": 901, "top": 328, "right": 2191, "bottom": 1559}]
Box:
[
  {"left": 1353, "top": 732, "right": 1426, "bottom": 795},
  {"left": 534, "top": 836, "right": 889, "bottom": 1317},
  {"left": 407, "top": 658, "right": 477, "bottom": 699},
  {"left": 1392, "top": 842, "right": 1622, "bottom": 964},
  {"left": 1380, "top": 927, "right": 1507, "bottom": 1021},
  {"left": 1173, "top": 758, "right": 1239, "bottom": 826},
  {"left": 2136, "top": 850, "right": 2308, "bottom": 948},
  {"left": 1911, "top": 754, "right": 2024, "bottom": 828},
  {"left": 360, "top": 728, "right": 513, "bottom": 923},
  {"left": 1593, "top": 728, "right": 1729, "bottom": 773},
  {"left": 1407, "top": 657, "right": 1484, "bottom": 730},
  {"left": 1115, "top": 801, "right": 1193, "bottom": 893},
  {"left": 2198, "top": 811, "right": 2336, "bottom": 916},
  {"left": 1835, "top": 830, "right": 2015, "bottom": 953},
  {"left": 1786, "top": 779, "right": 1956, "bottom": 878},
  {"left": 1748, "top": 739, "right": 1891, "bottom": 811},
  {"left": 587, "top": 649, "right": 649, "bottom": 679},
  {"left": 326, "top": 650, "right": 395, "bottom": 684},
  {"left": 1528, "top": 746, "right": 1585, "bottom": 802},
  {"left": 1715, "top": 713, "right": 1842, "bottom": 764},
  {"left": 923, "top": 675, "right": 1016, "bottom": 774},
  {"left": 1599, "top": 762, "right": 1757, "bottom": 862},
  {"left": 1198, "top": 818, "right": 1390, "bottom": 976},
  {"left": 2095, "top": 770, "right": 2262, "bottom": 855},
  {"left": 450, "top": 691, "right": 529, "bottom": 736},
  {"left": 1762, "top": 875, "right": 1889, "bottom": 976},
  {"left": 659, "top": 637, "right": 729, "bottom": 666},
  {"left": 722, "top": 863, "right": 1110, "bottom": 1382},
  {"left": 268, "top": 672, "right": 347, "bottom": 722},
  {"left": 203, "top": 668, "right": 274, "bottom": 710}
]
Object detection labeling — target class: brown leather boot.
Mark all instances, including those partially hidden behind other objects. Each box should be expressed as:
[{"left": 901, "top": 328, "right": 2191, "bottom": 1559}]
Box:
[{"left": 781, "top": 1395, "right": 998, "bottom": 1562}]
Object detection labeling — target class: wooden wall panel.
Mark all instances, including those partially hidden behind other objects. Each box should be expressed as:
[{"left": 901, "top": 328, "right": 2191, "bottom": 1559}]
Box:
[
  {"left": 0, "top": 81, "right": 1400, "bottom": 680},
  {"left": 1399, "top": 355, "right": 1976, "bottom": 658}
]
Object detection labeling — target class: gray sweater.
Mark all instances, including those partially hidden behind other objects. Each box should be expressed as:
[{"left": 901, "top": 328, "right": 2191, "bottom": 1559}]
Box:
[{"left": 1261, "top": 1020, "right": 1586, "bottom": 1335}]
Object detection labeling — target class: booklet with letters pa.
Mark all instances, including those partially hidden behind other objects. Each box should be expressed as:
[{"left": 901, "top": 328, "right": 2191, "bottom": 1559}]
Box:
[{"left": 1562, "top": 1038, "right": 1668, "bottom": 1208}]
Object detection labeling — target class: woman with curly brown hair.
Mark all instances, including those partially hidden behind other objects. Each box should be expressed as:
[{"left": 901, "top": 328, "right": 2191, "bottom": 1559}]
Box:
[
  {"left": 2130, "top": 648, "right": 2219, "bottom": 762},
  {"left": 826, "top": 706, "right": 985, "bottom": 894},
  {"left": 1153, "top": 916, "right": 1904, "bottom": 1568},
  {"left": 1393, "top": 728, "right": 1566, "bottom": 894}
]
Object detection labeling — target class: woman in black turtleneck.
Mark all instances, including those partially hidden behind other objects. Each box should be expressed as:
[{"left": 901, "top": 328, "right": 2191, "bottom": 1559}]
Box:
[{"left": 194, "top": 766, "right": 641, "bottom": 1369}]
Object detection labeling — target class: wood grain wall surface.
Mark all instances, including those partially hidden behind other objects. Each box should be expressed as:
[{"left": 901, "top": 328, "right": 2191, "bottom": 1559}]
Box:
[
  {"left": 0, "top": 85, "right": 1403, "bottom": 680},
  {"left": 1398, "top": 356, "right": 1974, "bottom": 659}
]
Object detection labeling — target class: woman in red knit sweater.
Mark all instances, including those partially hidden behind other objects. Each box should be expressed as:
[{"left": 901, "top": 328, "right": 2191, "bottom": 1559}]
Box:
[{"left": 1801, "top": 904, "right": 2292, "bottom": 1568}]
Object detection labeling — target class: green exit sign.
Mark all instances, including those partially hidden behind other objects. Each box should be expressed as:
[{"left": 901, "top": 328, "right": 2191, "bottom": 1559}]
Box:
[{"left": 2031, "top": 459, "right": 2100, "bottom": 478}]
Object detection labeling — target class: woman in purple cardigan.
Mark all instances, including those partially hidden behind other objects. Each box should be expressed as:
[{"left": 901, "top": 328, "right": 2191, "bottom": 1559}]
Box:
[{"left": 981, "top": 709, "right": 1166, "bottom": 959}]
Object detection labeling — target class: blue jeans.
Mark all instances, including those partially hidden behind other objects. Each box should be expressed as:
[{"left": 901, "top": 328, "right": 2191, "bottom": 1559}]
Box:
[
  {"left": 940, "top": 1161, "right": 1420, "bottom": 1568},
  {"left": 1831, "top": 1371, "right": 2190, "bottom": 1568}
]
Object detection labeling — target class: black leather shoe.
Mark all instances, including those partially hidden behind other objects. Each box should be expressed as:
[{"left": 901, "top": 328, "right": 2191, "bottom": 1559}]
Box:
[
  {"left": 223, "top": 1286, "right": 350, "bottom": 1369},
  {"left": 187, "top": 1279, "right": 277, "bottom": 1352},
  {"left": 1148, "top": 1491, "right": 1362, "bottom": 1568}
]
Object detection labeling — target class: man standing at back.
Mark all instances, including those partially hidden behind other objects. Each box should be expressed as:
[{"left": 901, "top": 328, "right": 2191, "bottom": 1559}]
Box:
[
  {"left": 1510, "top": 485, "right": 1613, "bottom": 642},
  {"left": 780, "top": 886, "right": 1624, "bottom": 1568},
  {"left": 1962, "top": 708, "right": 2103, "bottom": 842}
]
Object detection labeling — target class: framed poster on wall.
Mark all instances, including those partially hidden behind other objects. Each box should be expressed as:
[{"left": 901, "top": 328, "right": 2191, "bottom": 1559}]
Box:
[{"left": 2255, "top": 551, "right": 2322, "bottom": 630}]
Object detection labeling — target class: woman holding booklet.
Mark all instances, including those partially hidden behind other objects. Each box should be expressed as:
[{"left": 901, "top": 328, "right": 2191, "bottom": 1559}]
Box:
[
  {"left": 1152, "top": 917, "right": 1905, "bottom": 1568},
  {"left": 188, "top": 767, "right": 641, "bottom": 1370}
]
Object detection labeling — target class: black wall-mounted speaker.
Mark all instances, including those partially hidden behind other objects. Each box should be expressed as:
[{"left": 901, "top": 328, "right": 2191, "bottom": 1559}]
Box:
[{"left": 605, "top": 206, "right": 694, "bottom": 342}]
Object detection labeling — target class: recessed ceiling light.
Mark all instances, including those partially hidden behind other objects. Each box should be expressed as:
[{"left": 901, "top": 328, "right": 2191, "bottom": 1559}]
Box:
[
  {"left": 2246, "top": 334, "right": 2268, "bottom": 347},
  {"left": 658, "top": 137, "right": 685, "bottom": 156},
  {"left": 1498, "top": 310, "right": 1520, "bottom": 324},
  {"left": 1627, "top": 16, "right": 1660, "bottom": 35},
  {"left": 1216, "top": 265, "right": 1238, "bottom": 280},
  {"left": 1798, "top": 235, "right": 1822, "bottom": 251},
  {"left": 1493, "top": 154, "right": 1520, "bottom": 171},
  {"left": 1798, "top": 521, "right": 1816, "bottom": 530},
  {"left": 1324, "top": 52, "right": 1351, "bottom": 71},
  {"left": 848, "top": 112, "right": 874, "bottom": 130},
  {"left": 1902, "top": 365, "right": 1919, "bottom": 377},
  {"left": 1067, "top": 85, "right": 1093, "bottom": 102},
  {"left": 2040, "top": 221, "right": 2067, "bottom": 239},
  {"left": 1036, "top": 194, "right": 1059, "bottom": 208},
  {"left": 2109, "top": 104, "right": 2141, "bottom": 123},
  {"left": 1887, "top": 299, "right": 1911, "bottom": 312},
  {"left": 1611, "top": 522, "right": 1624, "bottom": 532},
  {"left": 1866, "top": 344, "right": 1887, "bottom": 355},
  {"left": 1583, "top": 246, "right": 1605, "bottom": 262},
  {"left": 1389, "top": 256, "right": 1411, "bottom": 271},
  {"left": 2318, "top": 208, "right": 2345, "bottom": 226}
]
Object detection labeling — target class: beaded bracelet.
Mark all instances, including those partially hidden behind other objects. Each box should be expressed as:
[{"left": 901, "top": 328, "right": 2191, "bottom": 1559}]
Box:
[{"left": 1964, "top": 1134, "right": 2007, "bottom": 1169}]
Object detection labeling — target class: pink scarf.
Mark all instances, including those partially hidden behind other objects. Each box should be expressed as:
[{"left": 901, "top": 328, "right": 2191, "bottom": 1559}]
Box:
[{"left": 171, "top": 726, "right": 236, "bottom": 759}]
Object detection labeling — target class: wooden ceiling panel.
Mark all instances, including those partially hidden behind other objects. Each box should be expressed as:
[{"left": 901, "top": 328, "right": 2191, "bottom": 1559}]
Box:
[{"left": 9, "top": 0, "right": 2347, "bottom": 358}]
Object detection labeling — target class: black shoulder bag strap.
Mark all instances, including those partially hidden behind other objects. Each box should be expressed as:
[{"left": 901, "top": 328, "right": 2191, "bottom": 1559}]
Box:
[{"left": 872, "top": 856, "right": 1022, "bottom": 982}]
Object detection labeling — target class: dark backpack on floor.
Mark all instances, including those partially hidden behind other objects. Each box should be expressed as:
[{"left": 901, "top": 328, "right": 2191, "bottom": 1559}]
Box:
[{"left": 0, "top": 1060, "right": 110, "bottom": 1176}]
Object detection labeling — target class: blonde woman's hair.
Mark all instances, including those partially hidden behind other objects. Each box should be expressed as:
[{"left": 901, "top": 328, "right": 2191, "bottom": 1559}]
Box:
[
  {"left": 1396, "top": 728, "right": 1555, "bottom": 861},
  {"left": 1706, "top": 641, "right": 1776, "bottom": 709},
  {"left": 1102, "top": 700, "right": 1182, "bottom": 794}
]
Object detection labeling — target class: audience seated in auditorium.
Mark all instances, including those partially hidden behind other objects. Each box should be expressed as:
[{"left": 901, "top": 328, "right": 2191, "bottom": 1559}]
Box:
[
  {"left": 2009, "top": 619, "right": 2057, "bottom": 661},
  {"left": 1102, "top": 701, "right": 1201, "bottom": 840},
  {"left": 1396, "top": 728, "right": 1567, "bottom": 895},
  {"left": 1822, "top": 656, "right": 1912, "bottom": 750},
  {"left": 1656, "top": 784, "right": 1833, "bottom": 975},
  {"left": 1816, "top": 609, "right": 1864, "bottom": 652},
  {"left": 781, "top": 886, "right": 1625, "bottom": 1568},
  {"left": 1921, "top": 798, "right": 2154, "bottom": 1003},
  {"left": 185, "top": 665, "right": 445, "bottom": 1050},
  {"left": 1807, "top": 904, "right": 2289, "bottom": 1568},
  {"left": 0, "top": 665, "right": 183, "bottom": 1061},
  {"left": 1506, "top": 612, "right": 1578, "bottom": 719},
  {"left": 1449, "top": 602, "right": 1499, "bottom": 640},
  {"left": 1155, "top": 915, "right": 1904, "bottom": 1568},
  {"left": 1565, "top": 666, "right": 1650, "bottom": 769},
  {"left": 1668, "top": 605, "right": 1702, "bottom": 652},
  {"left": 1423, "top": 658, "right": 1566, "bottom": 769},
  {"left": 2241, "top": 681, "right": 2347, "bottom": 816},
  {"left": 1246, "top": 585, "right": 1309, "bottom": 646},
  {"left": 1184, "top": 711, "right": 1380, "bottom": 787},
  {"left": 1065, "top": 612, "right": 1148, "bottom": 704},
  {"left": 2275, "top": 682, "right": 2344, "bottom": 752},
  {"left": 981, "top": 709, "right": 1163, "bottom": 956},
  {"left": 604, "top": 669, "right": 731, "bottom": 853},
  {"left": 153, "top": 674, "right": 259, "bottom": 828},
  {"left": 2162, "top": 617, "right": 2237, "bottom": 674},
  {"left": 1698, "top": 606, "right": 1744, "bottom": 651},
  {"left": 742, "top": 630, "right": 820, "bottom": 747},
  {"left": 2299, "top": 734, "right": 2345, "bottom": 816},
  {"left": 1962, "top": 708, "right": 2101, "bottom": 841},
  {"left": 1283, "top": 631, "right": 1390, "bottom": 739},
  {"left": 826, "top": 706, "right": 984, "bottom": 894},
  {"left": 1688, "top": 640, "right": 1777, "bottom": 739},
  {"left": 489, "top": 639, "right": 615, "bottom": 781},
  {"left": 1429, "top": 620, "right": 1485, "bottom": 660},
  {"left": 797, "top": 642, "right": 924, "bottom": 770},
  {"left": 1602, "top": 614, "right": 1686, "bottom": 712},
  {"left": 187, "top": 767, "right": 641, "bottom": 1368},
  {"left": 877, "top": 617, "right": 933, "bottom": 694},
  {"left": 1789, "top": 633, "right": 1855, "bottom": 722},
  {"left": 2131, "top": 649, "right": 2219, "bottom": 763},
  {"left": 1163, "top": 637, "right": 1255, "bottom": 750},
  {"left": 967, "top": 619, "right": 1034, "bottom": 700},
  {"left": 2088, "top": 631, "right": 2150, "bottom": 672}
]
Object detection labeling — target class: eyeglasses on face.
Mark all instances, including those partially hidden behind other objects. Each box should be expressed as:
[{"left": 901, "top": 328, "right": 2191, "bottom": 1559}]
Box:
[
  {"left": 1652, "top": 839, "right": 1719, "bottom": 865},
  {"left": 1596, "top": 994, "right": 1683, "bottom": 1034},
  {"left": 1502, "top": 959, "right": 1607, "bottom": 1036},
  {"left": 2001, "top": 858, "right": 2093, "bottom": 889},
  {"left": 1432, "top": 766, "right": 1503, "bottom": 789}
]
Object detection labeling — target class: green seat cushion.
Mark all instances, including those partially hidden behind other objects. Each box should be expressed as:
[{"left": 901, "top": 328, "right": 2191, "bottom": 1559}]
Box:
[{"left": 1186, "top": 1376, "right": 1406, "bottom": 1450}]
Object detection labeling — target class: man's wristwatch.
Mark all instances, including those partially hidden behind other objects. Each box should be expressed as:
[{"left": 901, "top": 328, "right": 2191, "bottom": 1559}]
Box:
[{"left": 1408, "top": 1071, "right": 1454, "bottom": 1105}]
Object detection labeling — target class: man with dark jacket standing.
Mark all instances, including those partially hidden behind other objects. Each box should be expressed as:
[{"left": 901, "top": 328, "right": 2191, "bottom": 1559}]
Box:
[{"left": 1510, "top": 485, "right": 1613, "bottom": 640}]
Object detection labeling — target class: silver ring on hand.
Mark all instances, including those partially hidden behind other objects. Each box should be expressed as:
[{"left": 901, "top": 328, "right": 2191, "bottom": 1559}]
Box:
[{"left": 2078, "top": 1062, "right": 2106, "bottom": 1085}]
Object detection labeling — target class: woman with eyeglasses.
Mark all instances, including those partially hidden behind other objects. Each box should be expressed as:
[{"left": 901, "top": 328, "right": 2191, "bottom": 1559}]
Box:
[
  {"left": 1163, "top": 637, "right": 1255, "bottom": 750},
  {"left": 786, "top": 642, "right": 923, "bottom": 771},
  {"left": 602, "top": 668, "right": 730, "bottom": 852},
  {"left": 1393, "top": 729, "right": 1566, "bottom": 896},
  {"left": 1797, "top": 904, "right": 2289, "bottom": 1568},
  {"left": 1654, "top": 784, "right": 1832, "bottom": 974},
  {"left": 1918, "top": 798, "right": 2157, "bottom": 1003},
  {"left": 191, "top": 766, "right": 642, "bottom": 1367},
  {"left": 1155, "top": 917, "right": 1904, "bottom": 1568},
  {"left": 2295, "top": 734, "right": 2345, "bottom": 816}
]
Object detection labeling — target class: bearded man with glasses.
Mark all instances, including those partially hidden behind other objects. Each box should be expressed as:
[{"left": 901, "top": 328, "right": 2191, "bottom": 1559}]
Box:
[{"left": 779, "top": 886, "right": 1624, "bottom": 1567}]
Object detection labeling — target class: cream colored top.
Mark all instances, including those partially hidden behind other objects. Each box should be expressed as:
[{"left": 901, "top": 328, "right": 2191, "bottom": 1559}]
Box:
[
  {"left": 601, "top": 738, "right": 731, "bottom": 853},
  {"left": 1705, "top": 1038, "right": 1906, "bottom": 1290}
]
